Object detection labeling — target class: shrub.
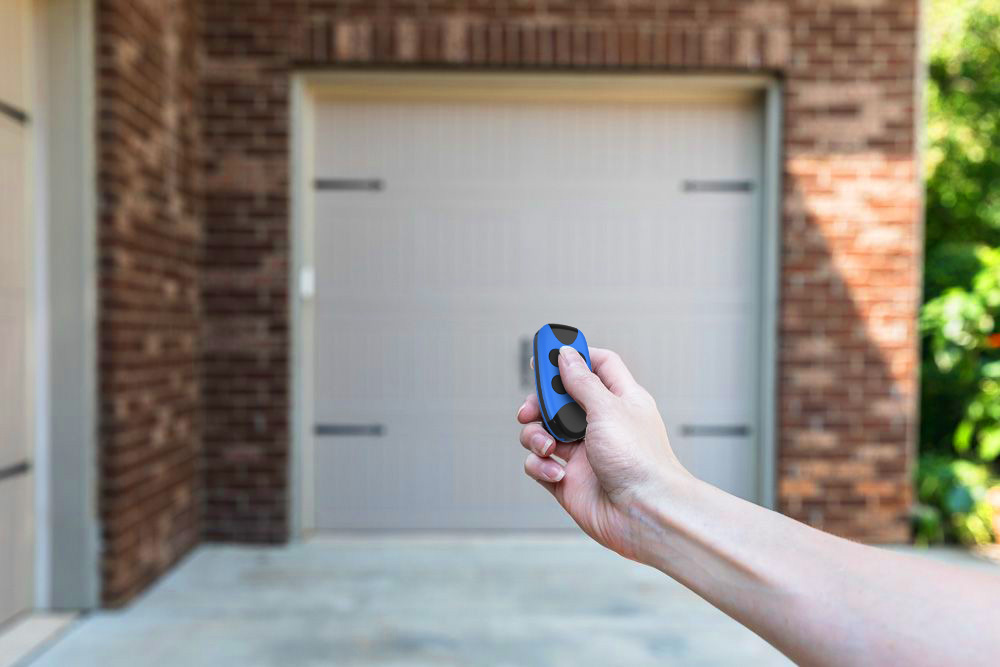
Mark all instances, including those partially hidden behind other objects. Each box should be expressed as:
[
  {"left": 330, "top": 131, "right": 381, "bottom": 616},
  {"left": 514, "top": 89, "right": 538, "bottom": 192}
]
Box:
[
  {"left": 916, "top": 0, "right": 1000, "bottom": 543},
  {"left": 914, "top": 456, "right": 996, "bottom": 545}
]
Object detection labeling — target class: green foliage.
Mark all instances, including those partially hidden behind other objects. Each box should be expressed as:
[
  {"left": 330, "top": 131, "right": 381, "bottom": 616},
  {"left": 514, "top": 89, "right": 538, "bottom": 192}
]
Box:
[
  {"left": 914, "top": 456, "right": 996, "bottom": 545},
  {"left": 917, "top": 0, "right": 1000, "bottom": 542},
  {"left": 924, "top": 0, "right": 1000, "bottom": 261},
  {"left": 921, "top": 248, "right": 1000, "bottom": 459}
]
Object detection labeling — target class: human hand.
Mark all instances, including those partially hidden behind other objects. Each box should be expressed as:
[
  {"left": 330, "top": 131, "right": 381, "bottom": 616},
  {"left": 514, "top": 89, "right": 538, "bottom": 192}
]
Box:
[{"left": 517, "top": 346, "right": 691, "bottom": 564}]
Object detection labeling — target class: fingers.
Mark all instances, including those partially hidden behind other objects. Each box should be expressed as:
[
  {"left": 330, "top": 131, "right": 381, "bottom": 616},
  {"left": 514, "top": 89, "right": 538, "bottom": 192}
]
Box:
[
  {"left": 520, "top": 346, "right": 637, "bottom": 415},
  {"left": 588, "top": 347, "right": 639, "bottom": 397},
  {"left": 519, "top": 423, "right": 555, "bottom": 457},
  {"left": 551, "top": 442, "right": 578, "bottom": 460},
  {"left": 524, "top": 452, "right": 565, "bottom": 483},
  {"left": 558, "top": 346, "right": 615, "bottom": 412},
  {"left": 516, "top": 394, "right": 541, "bottom": 424},
  {"left": 520, "top": 423, "right": 580, "bottom": 459}
]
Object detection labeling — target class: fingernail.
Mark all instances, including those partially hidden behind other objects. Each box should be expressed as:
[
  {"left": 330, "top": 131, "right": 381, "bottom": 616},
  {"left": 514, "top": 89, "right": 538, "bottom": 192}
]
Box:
[
  {"left": 516, "top": 402, "right": 527, "bottom": 419},
  {"left": 560, "top": 346, "right": 581, "bottom": 365},
  {"left": 532, "top": 434, "right": 554, "bottom": 456},
  {"left": 542, "top": 461, "right": 565, "bottom": 482}
]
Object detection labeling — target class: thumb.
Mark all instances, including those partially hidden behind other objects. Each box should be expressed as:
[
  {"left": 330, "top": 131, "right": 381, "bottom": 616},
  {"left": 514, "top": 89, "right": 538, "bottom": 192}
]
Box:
[{"left": 557, "top": 346, "right": 614, "bottom": 413}]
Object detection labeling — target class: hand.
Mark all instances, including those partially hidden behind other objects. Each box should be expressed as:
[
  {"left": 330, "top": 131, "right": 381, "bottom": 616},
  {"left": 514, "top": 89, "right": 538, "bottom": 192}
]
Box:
[{"left": 517, "top": 346, "right": 690, "bottom": 564}]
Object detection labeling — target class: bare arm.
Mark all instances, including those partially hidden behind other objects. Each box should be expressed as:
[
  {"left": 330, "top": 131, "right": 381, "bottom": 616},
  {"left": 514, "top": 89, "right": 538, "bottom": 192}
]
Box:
[{"left": 518, "top": 346, "right": 1000, "bottom": 666}]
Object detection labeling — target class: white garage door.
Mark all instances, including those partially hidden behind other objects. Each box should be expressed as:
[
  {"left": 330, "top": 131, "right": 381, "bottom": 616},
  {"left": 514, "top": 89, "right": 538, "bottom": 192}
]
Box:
[
  {"left": 308, "top": 79, "right": 764, "bottom": 531},
  {"left": 0, "top": 0, "right": 35, "bottom": 626}
]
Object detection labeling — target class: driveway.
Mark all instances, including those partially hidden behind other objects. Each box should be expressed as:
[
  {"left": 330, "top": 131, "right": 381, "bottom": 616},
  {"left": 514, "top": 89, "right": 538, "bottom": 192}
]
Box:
[
  {"left": 26, "top": 536, "right": 790, "bottom": 666},
  {"left": 26, "top": 537, "right": 997, "bottom": 667}
]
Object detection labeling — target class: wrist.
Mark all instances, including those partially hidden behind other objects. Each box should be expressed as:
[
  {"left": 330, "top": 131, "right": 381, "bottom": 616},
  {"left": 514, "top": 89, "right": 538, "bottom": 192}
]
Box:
[{"left": 620, "top": 466, "right": 699, "bottom": 569}]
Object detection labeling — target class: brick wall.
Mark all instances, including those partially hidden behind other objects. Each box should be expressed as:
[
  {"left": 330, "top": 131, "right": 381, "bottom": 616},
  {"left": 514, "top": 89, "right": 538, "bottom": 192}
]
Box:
[
  {"left": 198, "top": 0, "right": 919, "bottom": 546},
  {"left": 97, "top": 0, "right": 203, "bottom": 606}
]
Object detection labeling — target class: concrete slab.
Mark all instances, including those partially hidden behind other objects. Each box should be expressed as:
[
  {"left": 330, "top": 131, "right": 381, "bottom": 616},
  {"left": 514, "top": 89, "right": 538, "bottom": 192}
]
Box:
[
  {"left": 0, "top": 613, "right": 76, "bottom": 667},
  {"left": 27, "top": 538, "right": 998, "bottom": 667},
  {"left": 30, "top": 536, "right": 790, "bottom": 666}
]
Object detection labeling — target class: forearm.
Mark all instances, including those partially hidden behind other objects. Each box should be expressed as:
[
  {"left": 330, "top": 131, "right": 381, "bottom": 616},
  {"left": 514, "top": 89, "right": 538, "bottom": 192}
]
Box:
[{"left": 627, "top": 474, "right": 1000, "bottom": 666}]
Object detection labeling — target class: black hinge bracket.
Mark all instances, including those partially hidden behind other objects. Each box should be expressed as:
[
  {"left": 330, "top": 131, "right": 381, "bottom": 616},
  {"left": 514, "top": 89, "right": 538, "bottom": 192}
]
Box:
[
  {"left": 315, "top": 423, "right": 385, "bottom": 437},
  {"left": 314, "top": 178, "right": 383, "bottom": 192},
  {"left": 0, "top": 460, "right": 31, "bottom": 482},
  {"left": 0, "top": 100, "right": 29, "bottom": 125},
  {"left": 681, "top": 424, "right": 751, "bottom": 438},
  {"left": 683, "top": 180, "right": 754, "bottom": 193}
]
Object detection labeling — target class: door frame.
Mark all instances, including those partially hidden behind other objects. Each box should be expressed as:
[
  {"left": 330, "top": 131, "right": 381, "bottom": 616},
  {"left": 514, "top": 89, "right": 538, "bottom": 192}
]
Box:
[
  {"left": 29, "top": 0, "right": 100, "bottom": 610},
  {"left": 289, "top": 71, "right": 783, "bottom": 537}
]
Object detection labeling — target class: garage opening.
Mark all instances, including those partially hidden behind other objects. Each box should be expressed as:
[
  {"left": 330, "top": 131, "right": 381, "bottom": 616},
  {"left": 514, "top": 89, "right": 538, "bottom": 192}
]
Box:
[{"left": 295, "top": 74, "right": 773, "bottom": 532}]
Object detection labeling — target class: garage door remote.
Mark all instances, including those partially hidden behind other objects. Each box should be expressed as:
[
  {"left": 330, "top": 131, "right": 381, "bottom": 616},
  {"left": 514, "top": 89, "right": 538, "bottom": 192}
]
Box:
[{"left": 533, "top": 324, "right": 591, "bottom": 442}]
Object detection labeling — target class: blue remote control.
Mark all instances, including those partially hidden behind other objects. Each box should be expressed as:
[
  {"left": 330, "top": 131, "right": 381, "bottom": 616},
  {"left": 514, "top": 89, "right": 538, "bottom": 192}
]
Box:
[{"left": 533, "top": 324, "right": 591, "bottom": 442}]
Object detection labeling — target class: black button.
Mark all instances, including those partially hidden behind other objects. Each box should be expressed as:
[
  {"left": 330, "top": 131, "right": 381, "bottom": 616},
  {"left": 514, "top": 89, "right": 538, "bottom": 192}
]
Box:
[
  {"left": 549, "top": 324, "right": 579, "bottom": 345},
  {"left": 551, "top": 402, "right": 587, "bottom": 440},
  {"left": 551, "top": 375, "right": 566, "bottom": 394},
  {"left": 548, "top": 349, "right": 560, "bottom": 366}
]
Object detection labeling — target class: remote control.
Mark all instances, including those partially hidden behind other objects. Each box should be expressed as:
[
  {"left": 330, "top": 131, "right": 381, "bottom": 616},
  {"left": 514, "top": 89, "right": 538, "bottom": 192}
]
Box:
[{"left": 533, "top": 323, "right": 591, "bottom": 442}]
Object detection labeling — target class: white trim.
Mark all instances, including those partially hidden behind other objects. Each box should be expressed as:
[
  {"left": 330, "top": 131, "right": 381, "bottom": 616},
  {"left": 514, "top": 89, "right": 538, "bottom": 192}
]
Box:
[
  {"left": 289, "top": 74, "right": 317, "bottom": 537},
  {"left": 30, "top": 0, "right": 49, "bottom": 611},
  {"left": 757, "top": 80, "right": 783, "bottom": 510},
  {"left": 289, "top": 71, "right": 784, "bottom": 534},
  {"left": 306, "top": 70, "right": 773, "bottom": 104},
  {"left": 32, "top": 0, "right": 99, "bottom": 609}
]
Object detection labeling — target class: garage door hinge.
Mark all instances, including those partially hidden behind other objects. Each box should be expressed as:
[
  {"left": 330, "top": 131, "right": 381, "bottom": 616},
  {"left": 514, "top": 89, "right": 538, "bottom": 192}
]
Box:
[
  {"left": 0, "top": 100, "right": 29, "bottom": 125},
  {"left": 683, "top": 180, "right": 754, "bottom": 193},
  {"left": 681, "top": 424, "right": 750, "bottom": 437},
  {"left": 314, "top": 178, "right": 383, "bottom": 191},
  {"left": 315, "top": 424, "right": 385, "bottom": 437},
  {"left": 0, "top": 460, "right": 31, "bottom": 482}
]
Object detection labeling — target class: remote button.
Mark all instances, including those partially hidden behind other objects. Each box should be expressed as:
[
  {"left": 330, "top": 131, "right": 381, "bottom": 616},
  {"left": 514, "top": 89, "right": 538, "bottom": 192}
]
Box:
[
  {"left": 551, "top": 375, "right": 566, "bottom": 394},
  {"left": 552, "top": 402, "right": 587, "bottom": 439},
  {"left": 548, "top": 349, "right": 560, "bottom": 366},
  {"left": 549, "top": 324, "right": 578, "bottom": 345}
]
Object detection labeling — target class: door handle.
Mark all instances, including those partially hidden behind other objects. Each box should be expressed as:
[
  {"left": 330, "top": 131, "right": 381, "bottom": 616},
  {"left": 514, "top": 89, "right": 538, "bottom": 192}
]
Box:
[{"left": 520, "top": 337, "right": 532, "bottom": 389}]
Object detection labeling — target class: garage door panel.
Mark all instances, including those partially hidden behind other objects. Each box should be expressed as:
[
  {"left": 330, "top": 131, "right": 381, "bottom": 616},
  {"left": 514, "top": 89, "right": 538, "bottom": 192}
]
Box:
[
  {"left": 678, "top": 437, "right": 757, "bottom": 501},
  {"left": 0, "top": 5, "right": 33, "bottom": 626},
  {"left": 0, "top": 463, "right": 32, "bottom": 625},
  {"left": 0, "top": 119, "right": 30, "bottom": 472},
  {"left": 0, "top": 0, "right": 30, "bottom": 113},
  {"left": 315, "top": 202, "right": 756, "bottom": 296},
  {"left": 314, "top": 409, "right": 573, "bottom": 530},
  {"left": 0, "top": 120, "right": 28, "bottom": 293},
  {"left": 0, "top": 299, "right": 28, "bottom": 470},
  {"left": 316, "top": 102, "right": 758, "bottom": 186},
  {"left": 313, "top": 313, "right": 527, "bottom": 404},
  {"left": 311, "top": 91, "right": 763, "bottom": 530}
]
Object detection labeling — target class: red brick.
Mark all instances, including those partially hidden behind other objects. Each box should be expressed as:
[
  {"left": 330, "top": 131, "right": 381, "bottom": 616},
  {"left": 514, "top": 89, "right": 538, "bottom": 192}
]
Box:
[{"left": 96, "top": 0, "right": 203, "bottom": 607}]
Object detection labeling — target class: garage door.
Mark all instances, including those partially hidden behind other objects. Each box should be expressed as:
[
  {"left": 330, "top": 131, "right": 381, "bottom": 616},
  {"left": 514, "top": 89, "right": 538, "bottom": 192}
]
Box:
[
  {"left": 309, "top": 79, "right": 764, "bottom": 531},
  {"left": 0, "top": 0, "right": 35, "bottom": 626}
]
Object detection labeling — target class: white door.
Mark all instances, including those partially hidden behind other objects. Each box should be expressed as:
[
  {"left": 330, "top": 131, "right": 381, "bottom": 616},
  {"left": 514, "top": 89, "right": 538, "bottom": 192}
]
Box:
[
  {"left": 309, "top": 82, "right": 763, "bottom": 531},
  {"left": 0, "top": 0, "right": 35, "bottom": 625}
]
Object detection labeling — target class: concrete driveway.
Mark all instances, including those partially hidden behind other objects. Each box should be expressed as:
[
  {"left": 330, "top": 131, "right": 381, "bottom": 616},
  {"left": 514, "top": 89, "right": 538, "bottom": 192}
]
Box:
[
  {"left": 25, "top": 537, "right": 997, "bottom": 667},
  {"left": 27, "top": 536, "right": 791, "bottom": 666}
]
